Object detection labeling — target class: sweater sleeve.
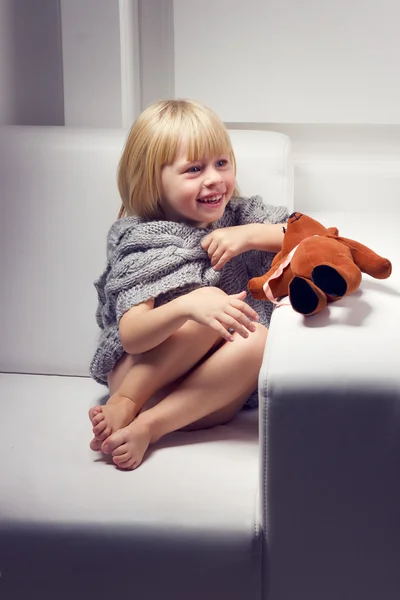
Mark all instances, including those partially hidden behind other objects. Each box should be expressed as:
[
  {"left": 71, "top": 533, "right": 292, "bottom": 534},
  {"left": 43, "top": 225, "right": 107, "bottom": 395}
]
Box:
[
  {"left": 235, "top": 196, "right": 289, "bottom": 279},
  {"left": 234, "top": 195, "right": 289, "bottom": 226},
  {"left": 95, "top": 221, "right": 221, "bottom": 325}
]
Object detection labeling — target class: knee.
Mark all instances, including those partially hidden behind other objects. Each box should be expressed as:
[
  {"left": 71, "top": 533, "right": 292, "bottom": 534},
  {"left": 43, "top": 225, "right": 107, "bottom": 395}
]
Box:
[
  {"left": 253, "top": 322, "right": 268, "bottom": 340},
  {"left": 251, "top": 323, "right": 268, "bottom": 354},
  {"left": 242, "top": 322, "right": 268, "bottom": 344},
  {"left": 233, "top": 322, "right": 268, "bottom": 356}
]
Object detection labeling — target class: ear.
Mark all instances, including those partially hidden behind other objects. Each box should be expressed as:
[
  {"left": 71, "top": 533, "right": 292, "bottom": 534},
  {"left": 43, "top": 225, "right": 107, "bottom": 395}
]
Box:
[
  {"left": 337, "top": 236, "right": 392, "bottom": 279},
  {"left": 327, "top": 227, "right": 339, "bottom": 236}
]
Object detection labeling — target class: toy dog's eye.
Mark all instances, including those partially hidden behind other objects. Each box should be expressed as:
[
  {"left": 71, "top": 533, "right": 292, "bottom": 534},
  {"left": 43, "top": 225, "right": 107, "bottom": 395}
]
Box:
[{"left": 282, "top": 226, "right": 286, "bottom": 234}]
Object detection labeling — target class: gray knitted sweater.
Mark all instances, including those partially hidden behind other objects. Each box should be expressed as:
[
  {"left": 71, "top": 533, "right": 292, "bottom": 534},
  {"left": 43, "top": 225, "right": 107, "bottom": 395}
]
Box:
[{"left": 90, "top": 195, "right": 288, "bottom": 407}]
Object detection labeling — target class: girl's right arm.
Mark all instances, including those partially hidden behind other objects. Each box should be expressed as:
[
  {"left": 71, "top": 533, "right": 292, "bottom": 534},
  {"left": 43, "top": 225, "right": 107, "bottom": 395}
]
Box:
[
  {"left": 119, "top": 297, "right": 188, "bottom": 355},
  {"left": 119, "top": 287, "right": 259, "bottom": 355}
]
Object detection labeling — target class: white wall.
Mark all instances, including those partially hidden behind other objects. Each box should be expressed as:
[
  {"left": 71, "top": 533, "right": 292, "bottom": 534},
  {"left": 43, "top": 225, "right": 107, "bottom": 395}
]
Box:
[
  {"left": 174, "top": 0, "right": 400, "bottom": 123},
  {"left": 0, "top": 0, "right": 171, "bottom": 127},
  {"left": 172, "top": 0, "right": 400, "bottom": 213},
  {"left": 2, "top": 0, "right": 400, "bottom": 158},
  {"left": 60, "top": 0, "right": 173, "bottom": 126},
  {"left": 139, "top": 0, "right": 174, "bottom": 109},
  {"left": 60, "top": 0, "right": 125, "bottom": 127},
  {"left": 174, "top": 0, "right": 400, "bottom": 125},
  {"left": 0, "top": 0, "right": 64, "bottom": 126}
]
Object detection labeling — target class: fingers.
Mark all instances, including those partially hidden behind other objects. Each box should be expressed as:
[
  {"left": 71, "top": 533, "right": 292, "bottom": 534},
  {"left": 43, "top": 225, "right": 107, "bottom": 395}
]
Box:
[
  {"left": 203, "top": 235, "right": 232, "bottom": 270},
  {"left": 209, "top": 239, "right": 219, "bottom": 255},
  {"left": 214, "top": 314, "right": 253, "bottom": 340},
  {"left": 231, "top": 299, "right": 259, "bottom": 322},
  {"left": 219, "top": 309, "right": 257, "bottom": 339},
  {"left": 209, "top": 318, "right": 235, "bottom": 342},
  {"left": 225, "top": 306, "right": 258, "bottom": 335},
  {"left": 221, "top": 317, "right": 250, "bottom": 339},
  {"left": 208, "top": 244, "right": 227, "bottom": 269},
  {"left": 209, "top": 307, "right": 259, "bottom": 341},
  {"left": 201, "top": 233, "right": 212, "bottom": 251},
  {"left": 212, "top": 251, "right": 229, "bottom": 271},
  {"left": 193, "top": 288, "right": 260, "bottom": 341}
]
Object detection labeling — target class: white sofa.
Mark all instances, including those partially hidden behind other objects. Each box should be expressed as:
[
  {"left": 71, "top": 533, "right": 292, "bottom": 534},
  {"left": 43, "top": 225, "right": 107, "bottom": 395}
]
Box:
[{"left": 0, "top": 125, "right": 399, "bottom": 600}]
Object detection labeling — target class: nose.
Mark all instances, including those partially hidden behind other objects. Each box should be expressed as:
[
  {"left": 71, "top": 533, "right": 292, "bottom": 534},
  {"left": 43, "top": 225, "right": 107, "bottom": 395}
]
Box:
[{"left": 203, "top": 166, "right": 223, "bottom": 187}]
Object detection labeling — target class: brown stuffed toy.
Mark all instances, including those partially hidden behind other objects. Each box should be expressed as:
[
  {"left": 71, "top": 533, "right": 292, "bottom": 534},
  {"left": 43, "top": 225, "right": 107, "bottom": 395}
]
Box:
[{"left": 248, "top": 212, "right": 392, "bottom": 316}]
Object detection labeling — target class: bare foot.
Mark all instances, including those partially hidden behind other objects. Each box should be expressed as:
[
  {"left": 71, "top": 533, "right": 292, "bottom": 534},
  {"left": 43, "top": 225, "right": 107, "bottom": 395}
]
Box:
[
  {"left": 101, "top": 420, "right": 152, "bottom": 470},
  {"left": 88, "top": 394, "right": 139, "bottom": 451}
]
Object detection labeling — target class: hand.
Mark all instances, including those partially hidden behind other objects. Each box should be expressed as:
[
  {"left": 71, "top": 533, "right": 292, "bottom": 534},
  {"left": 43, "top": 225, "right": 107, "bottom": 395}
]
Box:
[
  {"left": 184, "top": 287, "right": 259, "bottom": 342},
  {"left": 201, "top": 226, "right": 251, "bottom": 270}
]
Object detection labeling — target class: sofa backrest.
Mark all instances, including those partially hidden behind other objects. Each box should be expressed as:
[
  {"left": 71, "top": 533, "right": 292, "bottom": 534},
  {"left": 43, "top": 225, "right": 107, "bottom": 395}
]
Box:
[
  {"left": 294, "top": 151, "right": 400, "bottom": 214},
  {"left": 0, "top": 126, "right": 293, "bottom": 377}
]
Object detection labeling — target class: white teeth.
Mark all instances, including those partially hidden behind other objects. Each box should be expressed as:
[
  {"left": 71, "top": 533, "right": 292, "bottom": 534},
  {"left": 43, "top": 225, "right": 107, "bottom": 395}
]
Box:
[{"left": 198, "top": 194, "right": 222, "bottom": 204}]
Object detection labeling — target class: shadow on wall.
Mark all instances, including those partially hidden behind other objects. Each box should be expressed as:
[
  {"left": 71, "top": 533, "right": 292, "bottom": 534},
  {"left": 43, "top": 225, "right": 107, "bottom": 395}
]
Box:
[{"left": 3, "top": 0, "right": 64, "bottom": 125}]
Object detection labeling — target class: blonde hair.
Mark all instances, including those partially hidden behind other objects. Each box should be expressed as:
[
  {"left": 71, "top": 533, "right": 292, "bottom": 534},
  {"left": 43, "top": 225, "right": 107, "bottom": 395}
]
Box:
[{"left": 117, "top": 99, "right": 239, "bottom": 219}]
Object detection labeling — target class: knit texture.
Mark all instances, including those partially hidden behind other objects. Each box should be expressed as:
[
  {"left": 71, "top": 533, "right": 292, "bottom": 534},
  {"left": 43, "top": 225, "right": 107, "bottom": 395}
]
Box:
[{"left": 90, "top": 195, "right": 288, "bottom": 408}]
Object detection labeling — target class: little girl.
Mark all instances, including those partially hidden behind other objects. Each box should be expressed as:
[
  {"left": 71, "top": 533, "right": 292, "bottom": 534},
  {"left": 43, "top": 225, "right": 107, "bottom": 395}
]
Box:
[{"left": 89, "top": 99, "right": 288, "bottom": 470}]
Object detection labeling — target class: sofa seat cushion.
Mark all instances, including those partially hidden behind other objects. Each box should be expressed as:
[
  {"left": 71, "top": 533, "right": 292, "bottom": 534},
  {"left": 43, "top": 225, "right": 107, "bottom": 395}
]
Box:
[{"left": 0, "top": 373, "right": 261, "bottom": 600}]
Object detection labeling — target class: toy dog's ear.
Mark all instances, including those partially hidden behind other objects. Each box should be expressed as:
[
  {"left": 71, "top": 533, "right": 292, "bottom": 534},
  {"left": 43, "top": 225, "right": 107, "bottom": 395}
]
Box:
[
  {"left": 338, "top": 236, "right": 392, "bottom": 279},
  {"left": 327, "top": 227, "right": 339, "bottom": 236}
]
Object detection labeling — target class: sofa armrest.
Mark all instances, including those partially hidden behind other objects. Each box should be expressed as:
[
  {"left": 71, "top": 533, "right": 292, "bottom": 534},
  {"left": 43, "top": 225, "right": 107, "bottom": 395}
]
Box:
[{"left": 258, "top": 211, "right": 400, "bottom": 600}]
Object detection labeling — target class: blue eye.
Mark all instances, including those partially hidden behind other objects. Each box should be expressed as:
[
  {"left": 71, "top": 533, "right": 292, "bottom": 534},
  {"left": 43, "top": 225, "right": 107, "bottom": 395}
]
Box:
[
  {"left": 187, "top": 165, "right": 201, "bottom": 173},
  {"left": 216, "top": 159, "right": 228, "bottom": 167}
]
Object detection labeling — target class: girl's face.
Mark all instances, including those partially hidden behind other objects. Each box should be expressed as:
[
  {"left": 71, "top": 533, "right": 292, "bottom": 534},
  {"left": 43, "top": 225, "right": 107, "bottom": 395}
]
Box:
[{"left": 160, "top": 143, "right": 236, "bottom": 228}]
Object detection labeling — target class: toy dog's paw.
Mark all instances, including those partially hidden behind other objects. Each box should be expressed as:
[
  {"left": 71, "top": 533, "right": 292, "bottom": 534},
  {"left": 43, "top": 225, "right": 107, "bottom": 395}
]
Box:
[
  {"left": 289, "top": 276, "right": 327, "bottom": 316},
  {"left": 312, "top": 265, "right": 347, "bottom": 299}
]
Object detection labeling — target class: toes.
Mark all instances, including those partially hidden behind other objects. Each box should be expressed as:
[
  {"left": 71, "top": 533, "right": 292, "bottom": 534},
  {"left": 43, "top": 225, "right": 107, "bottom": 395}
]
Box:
[
  {"left": 111, "top": 443, "right": 129, "bottom": 457},
  {"left": 90, "top": 437, "right": 102, "bottom": 452},
  {"left": 96, "top": 427, "right": 111, "bottom": 442},
  {"left": 111, "top": 443, "right": 139, "bottom": 469},
  {"left": 101, "top": 429, "right": 128, "bottom": 455},
  {"left": 94, "top": 427, "right": 111, "bottom": 442},
  {"left": 92, "top": 412, "right": 105, "bottom": 426},
  {"left": 112, "top": 452, "right": 129, "bottom": 465},
  {"left": 89, "top": 406, "right": 103, "bottom": 423},
  {"left": 92, "top": 419, "right": 107, "bottom": 436},
  {"left": 114, "top": 456, "right": 138, "bottom": 470}
]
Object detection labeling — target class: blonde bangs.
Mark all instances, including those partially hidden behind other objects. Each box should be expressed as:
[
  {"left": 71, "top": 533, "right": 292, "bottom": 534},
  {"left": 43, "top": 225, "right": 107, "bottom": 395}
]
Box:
[
  {"left": 182, "top": 114, "right": 235, "bottom": 167},
  {"left": 154, "top": 101, "right": 236, "bottom": 167}
]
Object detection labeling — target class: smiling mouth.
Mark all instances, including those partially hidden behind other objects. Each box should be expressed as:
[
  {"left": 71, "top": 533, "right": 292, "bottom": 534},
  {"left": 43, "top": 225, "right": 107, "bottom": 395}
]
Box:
[{"left": 197, "top": 194, "right": 223, "bottom": 205}]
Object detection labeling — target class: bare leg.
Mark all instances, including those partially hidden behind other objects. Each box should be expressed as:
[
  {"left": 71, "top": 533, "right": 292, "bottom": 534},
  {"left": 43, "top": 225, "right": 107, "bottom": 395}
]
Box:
[
  {"left": 102, "top": 324, "right": 268, "bottom": 469},
  {"left": 89, "top": 322, "right": 222, "bottom": 450}
]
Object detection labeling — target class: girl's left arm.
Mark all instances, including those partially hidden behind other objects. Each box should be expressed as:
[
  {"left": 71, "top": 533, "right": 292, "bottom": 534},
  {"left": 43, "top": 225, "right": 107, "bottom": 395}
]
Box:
[
  {"left": 202, "top": 222, "right": 287, "bottom": 271},
  {"left": 243, "top": 222, "right": 287, "bottom": 254}
]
